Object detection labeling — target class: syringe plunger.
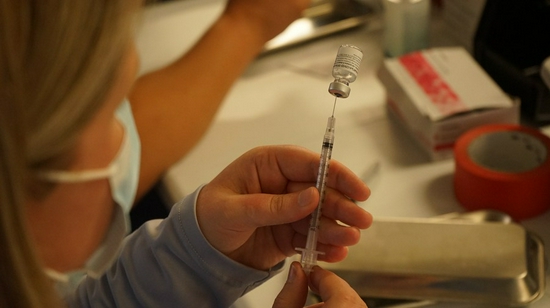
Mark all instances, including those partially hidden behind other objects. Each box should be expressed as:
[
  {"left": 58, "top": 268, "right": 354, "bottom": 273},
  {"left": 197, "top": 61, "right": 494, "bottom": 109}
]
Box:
[{"left": 328, "top": 45, "right": 363, "bottom": 98}]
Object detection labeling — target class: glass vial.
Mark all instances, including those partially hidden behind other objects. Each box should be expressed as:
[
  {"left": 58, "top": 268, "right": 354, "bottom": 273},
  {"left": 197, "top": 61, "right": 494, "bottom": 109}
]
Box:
[
  {"left": 383, "top": 0, "right": 430, "bottom": 57},
  {"left": 328, "top": 45, "right": 363, "bottom": 98}
]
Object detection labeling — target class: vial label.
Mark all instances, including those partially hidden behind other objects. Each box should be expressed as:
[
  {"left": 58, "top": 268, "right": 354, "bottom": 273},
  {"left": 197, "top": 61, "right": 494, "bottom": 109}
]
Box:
[{"left": 333, "top": 45, "right": 363, "bottom": 82}]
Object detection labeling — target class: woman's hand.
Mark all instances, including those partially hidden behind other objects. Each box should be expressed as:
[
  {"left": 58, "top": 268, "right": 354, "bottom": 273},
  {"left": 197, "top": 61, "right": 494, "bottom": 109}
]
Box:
[
  {"left": 196, "top": 145, "right": 372, "bottom": 270},
  {"left": 223, "top": 0, "right": 311, "bottom": 43},
  {"left": 273, "top": 262, "right": 367, "bottom": 308}
]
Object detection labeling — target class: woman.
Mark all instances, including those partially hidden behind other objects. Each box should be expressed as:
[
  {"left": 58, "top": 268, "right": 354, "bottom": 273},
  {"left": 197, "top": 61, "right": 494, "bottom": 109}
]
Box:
[{"left": 0, "top": 1, "right": 372, "bottom": 307}]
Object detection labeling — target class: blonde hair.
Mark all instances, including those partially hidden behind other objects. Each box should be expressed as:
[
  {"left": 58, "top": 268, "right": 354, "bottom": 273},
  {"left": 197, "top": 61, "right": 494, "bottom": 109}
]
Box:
[{"left": 0, "top": 1, "right": 140, "bottom": 306}]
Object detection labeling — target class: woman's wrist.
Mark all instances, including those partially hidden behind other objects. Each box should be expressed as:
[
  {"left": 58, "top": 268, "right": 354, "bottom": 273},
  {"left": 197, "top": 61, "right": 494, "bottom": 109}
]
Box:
[{"left": 215, "top": 11, "right": 272, "bottom": 55}]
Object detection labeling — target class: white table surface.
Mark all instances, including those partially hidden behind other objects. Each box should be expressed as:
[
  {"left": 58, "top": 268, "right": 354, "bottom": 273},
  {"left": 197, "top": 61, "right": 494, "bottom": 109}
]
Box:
[{"left": 136, "top": 1, "right": 550, "bottom": 307}]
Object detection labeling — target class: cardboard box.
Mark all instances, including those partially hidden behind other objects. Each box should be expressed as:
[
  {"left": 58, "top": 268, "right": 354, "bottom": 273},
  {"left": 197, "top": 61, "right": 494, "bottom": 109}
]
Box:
[{"left": 378, "top": 47, "right": 519, "bottom": 160}]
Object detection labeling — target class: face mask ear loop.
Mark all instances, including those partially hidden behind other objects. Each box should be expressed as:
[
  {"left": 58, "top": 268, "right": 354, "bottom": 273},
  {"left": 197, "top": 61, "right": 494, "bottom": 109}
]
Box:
[
  {"left": 44, "top": 268, "right": 70, "bottom": 283},
  {"left": 37, "top": 164, "right": 119, "bottom": 183},
  {"left": 36, "top": 117, "right": 129, "bottom": 184}
]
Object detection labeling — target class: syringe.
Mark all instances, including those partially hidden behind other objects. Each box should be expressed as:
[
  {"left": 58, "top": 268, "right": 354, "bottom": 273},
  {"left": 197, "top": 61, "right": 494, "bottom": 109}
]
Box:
[
  {"left": 297, "top": 44, "right": 363, "bottom": 274},
  {"left": 297, "top": 98, "right": 338, "bottom": 274}
]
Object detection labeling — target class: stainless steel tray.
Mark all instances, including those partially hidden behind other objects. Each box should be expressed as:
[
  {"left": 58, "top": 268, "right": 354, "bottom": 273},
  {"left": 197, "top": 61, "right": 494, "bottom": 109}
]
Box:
[
  {"left": 263, "top": 0, "right": 375, "bottom": 53},
  {"left": 323, "top": 211, "right": 546, "bottom": 307}
]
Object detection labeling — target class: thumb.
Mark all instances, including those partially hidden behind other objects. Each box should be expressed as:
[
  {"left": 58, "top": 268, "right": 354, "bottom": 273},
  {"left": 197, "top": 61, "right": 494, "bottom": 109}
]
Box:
[
  {"left": 235, "top": 187, "right": 318, "bottom": 227},
  {"left": 273, "top": 262, "right": 309, "bottom": 308}
]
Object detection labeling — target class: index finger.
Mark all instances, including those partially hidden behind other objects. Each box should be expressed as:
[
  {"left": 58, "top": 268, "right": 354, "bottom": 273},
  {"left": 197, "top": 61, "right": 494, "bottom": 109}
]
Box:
[{"left": 252, "top": 145, "right": 370, "bottom": 201}]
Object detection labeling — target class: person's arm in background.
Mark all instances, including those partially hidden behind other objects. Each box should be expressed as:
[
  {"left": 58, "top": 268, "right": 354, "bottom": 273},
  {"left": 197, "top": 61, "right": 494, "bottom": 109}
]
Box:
[{"left": 129, "top": 0, "right": 311, "bottom": 198}]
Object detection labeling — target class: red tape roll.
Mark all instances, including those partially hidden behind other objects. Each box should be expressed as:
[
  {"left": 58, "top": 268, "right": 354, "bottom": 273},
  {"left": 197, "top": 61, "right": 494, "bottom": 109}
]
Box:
[{"left": 454, "top": 124, "right": 550, "bottom": 220}]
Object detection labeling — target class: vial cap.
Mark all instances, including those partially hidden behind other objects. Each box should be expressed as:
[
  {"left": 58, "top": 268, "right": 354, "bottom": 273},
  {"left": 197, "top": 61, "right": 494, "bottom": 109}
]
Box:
[{"left": 328, "top": 81, "right": 351, "bottom": 98}]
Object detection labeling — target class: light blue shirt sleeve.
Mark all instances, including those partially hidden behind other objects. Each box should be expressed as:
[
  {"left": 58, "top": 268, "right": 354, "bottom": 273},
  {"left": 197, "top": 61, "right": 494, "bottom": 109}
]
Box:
[{"left": 68, "top": 186, "right": 285, "bottom": 307}]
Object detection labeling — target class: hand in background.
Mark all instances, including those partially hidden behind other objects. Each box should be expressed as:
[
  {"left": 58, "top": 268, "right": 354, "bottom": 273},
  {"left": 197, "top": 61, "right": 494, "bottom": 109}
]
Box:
[{"left": 223, "top": 0, "right": 311, "bottom": 43}]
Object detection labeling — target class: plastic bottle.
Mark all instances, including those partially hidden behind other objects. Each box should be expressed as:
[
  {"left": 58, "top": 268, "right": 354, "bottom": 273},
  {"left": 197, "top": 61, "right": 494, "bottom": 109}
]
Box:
[{"left": 383, "top": 0, "right": 430, "bottom": 57}]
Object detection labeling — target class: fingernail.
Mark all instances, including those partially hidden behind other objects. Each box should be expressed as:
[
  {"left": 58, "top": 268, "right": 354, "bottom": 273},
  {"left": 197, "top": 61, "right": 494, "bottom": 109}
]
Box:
[
  {"left": 287, "top": 262, "right": 298, "bottom": 283},
  {"left": 298, "top": 189, "right": 313, "bottom": 207}
]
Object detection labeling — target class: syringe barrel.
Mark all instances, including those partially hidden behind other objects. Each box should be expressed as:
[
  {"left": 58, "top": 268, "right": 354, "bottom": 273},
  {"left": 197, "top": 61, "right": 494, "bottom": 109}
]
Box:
[
  {"left": 316, "top": 118, "right": 335, "bottom": 192},
  {"left": 323, "top": 116, "right": 336, "bottom": 141},
  {"left": 297, "top": 118, "right": 335, "bottom": 274},
  {"left": 311, "top": 116, "right": 336, "bottom": 230},
  {"left": 315, "top": 148, "right": 331, "bottom": 204},
  {"left": 304, "top": 228, "right": 319, "bottom": 250}
]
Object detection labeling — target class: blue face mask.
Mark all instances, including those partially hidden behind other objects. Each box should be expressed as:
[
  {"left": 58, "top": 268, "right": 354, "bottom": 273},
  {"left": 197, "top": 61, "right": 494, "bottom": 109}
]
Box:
[{"left": 40, "top": 99, "right": 141, "bottom": 294}]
